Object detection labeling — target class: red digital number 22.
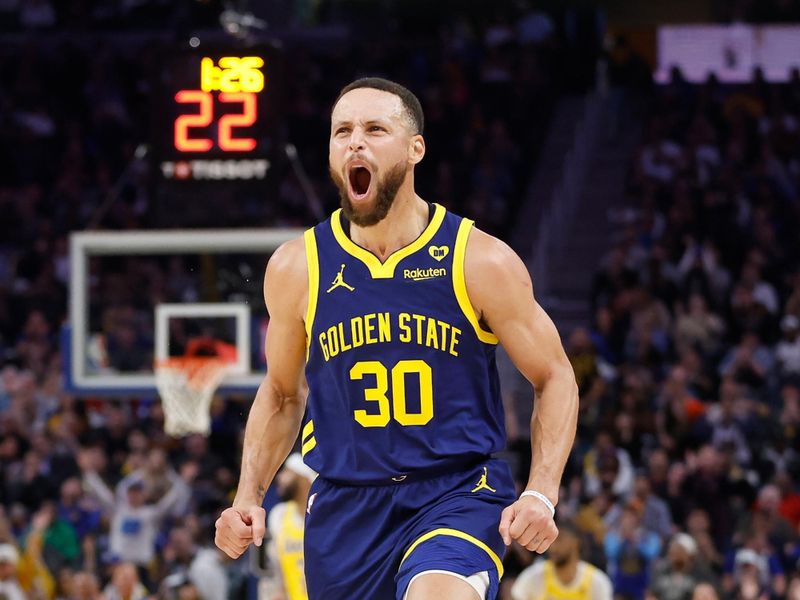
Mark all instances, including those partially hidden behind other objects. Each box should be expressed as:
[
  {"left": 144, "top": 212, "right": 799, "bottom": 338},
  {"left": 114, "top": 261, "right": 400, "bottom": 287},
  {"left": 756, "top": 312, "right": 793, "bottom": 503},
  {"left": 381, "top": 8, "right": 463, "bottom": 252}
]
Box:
[{"left": 174, "top": 91, "right": 257, "bottom": 153}]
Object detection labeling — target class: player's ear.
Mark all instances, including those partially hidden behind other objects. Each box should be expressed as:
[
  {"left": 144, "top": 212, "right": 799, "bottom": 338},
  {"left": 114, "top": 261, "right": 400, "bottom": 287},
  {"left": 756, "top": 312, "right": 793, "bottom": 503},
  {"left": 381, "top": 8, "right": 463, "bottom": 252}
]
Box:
[{"left": 408, "top": 134, "right": 425, "bottom": 165}]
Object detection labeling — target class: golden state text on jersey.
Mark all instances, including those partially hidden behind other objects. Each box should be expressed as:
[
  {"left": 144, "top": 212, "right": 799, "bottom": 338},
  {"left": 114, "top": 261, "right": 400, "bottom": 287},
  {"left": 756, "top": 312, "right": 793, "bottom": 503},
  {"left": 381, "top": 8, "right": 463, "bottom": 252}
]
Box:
[{"left": 301, "top": 203, "right": 506, "bottom": 483}]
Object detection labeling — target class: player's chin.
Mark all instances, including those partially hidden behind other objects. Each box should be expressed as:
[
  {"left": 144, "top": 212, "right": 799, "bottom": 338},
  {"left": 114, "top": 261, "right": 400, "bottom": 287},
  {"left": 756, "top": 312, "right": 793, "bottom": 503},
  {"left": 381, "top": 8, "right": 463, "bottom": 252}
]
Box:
[{"left": 344, "top": 184, "right": 379, "bottom": 214}]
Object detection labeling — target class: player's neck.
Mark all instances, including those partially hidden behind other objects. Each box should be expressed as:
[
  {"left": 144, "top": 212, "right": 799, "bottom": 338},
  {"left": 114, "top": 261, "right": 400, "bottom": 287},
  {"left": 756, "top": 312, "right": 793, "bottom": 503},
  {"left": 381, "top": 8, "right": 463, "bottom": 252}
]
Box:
[
  {"left": 554, "top": 559, "right": 579, "bottom": 586},
  {"left": 349, "top": 188, "right": 429, "bottom": 262}
]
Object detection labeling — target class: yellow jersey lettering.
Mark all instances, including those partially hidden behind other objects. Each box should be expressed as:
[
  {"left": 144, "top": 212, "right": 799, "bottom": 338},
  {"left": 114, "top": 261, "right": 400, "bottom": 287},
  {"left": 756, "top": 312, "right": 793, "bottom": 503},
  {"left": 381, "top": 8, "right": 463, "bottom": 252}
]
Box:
[
  {"left": 378, "top": 312, "right": 391, "bottom": 342},
  {"left": 316, "top": 312, "right": 463, "bottom": 360},
  {"left": 364, "top": 313, "right": 377, "bottom": 344},
  {"left": 337, "top": 322, "right": 351, "bottom": 352},
  {"left": 326, "top": 325, "right": 340, "bottom": 357},
  {"left": 425, "top": 318, "right": 439, "bottom": 350},
  {"left": 412, "top": 314, "right": 426, "bottom": 345},
  {"left": 449, "top": 326, "right": 461, "bottom": 356},
  {"left": 318, "top": 331, "right": 330, "bottom": 362},
  {"left": 398, "top": 313, "right": 412, "bottom": 342},
  {"left": 351, "top": 316, "right": 364, "bottom": 348},
  {"left": 437, "top": 320, "right": 453, "bottom": 355}
]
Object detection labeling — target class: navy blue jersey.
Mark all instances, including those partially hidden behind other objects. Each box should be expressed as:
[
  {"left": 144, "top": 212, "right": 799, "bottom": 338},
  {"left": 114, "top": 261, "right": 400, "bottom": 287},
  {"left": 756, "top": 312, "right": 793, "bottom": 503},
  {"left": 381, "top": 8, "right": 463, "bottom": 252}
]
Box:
[{"left": 301, "top": 203, "right": 506, "bottom": 483}]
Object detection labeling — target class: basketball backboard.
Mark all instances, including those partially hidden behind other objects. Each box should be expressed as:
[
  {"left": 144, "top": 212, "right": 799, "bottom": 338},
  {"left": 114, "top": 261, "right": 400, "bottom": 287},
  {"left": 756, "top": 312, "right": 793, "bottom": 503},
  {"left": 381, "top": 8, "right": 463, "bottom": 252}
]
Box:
[{"left": 65, "top": 228, "right": 303, "bottom": 396}]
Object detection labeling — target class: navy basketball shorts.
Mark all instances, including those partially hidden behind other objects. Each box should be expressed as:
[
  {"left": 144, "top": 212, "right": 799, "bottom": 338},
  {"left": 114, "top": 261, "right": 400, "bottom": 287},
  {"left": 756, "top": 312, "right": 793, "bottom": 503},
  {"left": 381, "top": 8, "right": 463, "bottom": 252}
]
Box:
[{"left": 303, "top": 458, "right": 516, "bottom": 600}]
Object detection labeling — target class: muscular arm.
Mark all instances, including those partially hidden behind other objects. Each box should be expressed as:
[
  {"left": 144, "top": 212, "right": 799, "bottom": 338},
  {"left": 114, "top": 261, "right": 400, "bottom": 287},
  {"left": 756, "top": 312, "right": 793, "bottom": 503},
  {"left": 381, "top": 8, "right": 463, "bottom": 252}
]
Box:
[
  {"left": 217, "top": 237, "right": 309, "bottom": 557},
  {"left": 465, "top": 227, "right": 578, "bottom": 549},
  {"left": 236, "top": 237, "right": 309, "bottom": 507}
]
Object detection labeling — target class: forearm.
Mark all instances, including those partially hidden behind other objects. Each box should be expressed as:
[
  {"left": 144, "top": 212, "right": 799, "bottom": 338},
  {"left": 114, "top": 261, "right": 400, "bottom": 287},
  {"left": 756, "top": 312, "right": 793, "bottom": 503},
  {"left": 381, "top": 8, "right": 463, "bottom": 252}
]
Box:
[
  {"left": 526, "top": 366, "right": 579, "bottom": 504},
  {"left": 234, "top": 376, "right": 306, "bottom": 507}
]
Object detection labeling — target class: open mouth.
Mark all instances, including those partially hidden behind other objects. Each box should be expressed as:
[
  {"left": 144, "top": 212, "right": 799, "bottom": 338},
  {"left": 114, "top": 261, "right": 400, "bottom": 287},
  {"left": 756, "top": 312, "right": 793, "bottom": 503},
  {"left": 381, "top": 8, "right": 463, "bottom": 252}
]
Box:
[{"left": 347, "top": 162, "right": 373, "bottom": 200}]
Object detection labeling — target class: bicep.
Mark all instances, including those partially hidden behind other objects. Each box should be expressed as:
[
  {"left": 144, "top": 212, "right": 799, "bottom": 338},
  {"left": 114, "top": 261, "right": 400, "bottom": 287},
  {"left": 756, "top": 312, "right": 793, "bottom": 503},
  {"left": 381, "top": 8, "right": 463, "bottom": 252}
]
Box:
[
  {"left": 263, "top": 307, "right": 307, "bottom": 394},
  {"left": 491, "top": 296, "right": 571, "bottom": 390}
]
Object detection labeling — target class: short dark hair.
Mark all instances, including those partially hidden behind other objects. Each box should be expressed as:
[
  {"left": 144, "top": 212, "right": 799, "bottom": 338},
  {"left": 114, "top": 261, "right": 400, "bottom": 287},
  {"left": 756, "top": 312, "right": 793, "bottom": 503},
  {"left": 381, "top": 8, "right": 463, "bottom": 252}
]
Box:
[{"left": 333, "top": 77, "right": 424, "bottom": 135}]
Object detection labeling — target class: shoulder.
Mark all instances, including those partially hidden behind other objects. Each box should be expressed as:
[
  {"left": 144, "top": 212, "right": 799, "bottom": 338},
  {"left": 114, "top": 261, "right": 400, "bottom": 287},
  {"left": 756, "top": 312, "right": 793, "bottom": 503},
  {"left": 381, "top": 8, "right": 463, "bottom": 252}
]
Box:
[
  {"left": 510, "top": 560, "right": 546, "bottom": 600},
  {"left": 264, "top": 235, "right": 309, "bottom": 315},
  {"left": 463, "top": 225, "right": 527, "bottom": 278},
  {"left": 583, "top": 562, "right": 613, "bottom": 597},
  {"left": 265, "top": 235, "right": 308, "bottom": 283},
  {"left": 267, "top": 501, "right": 289, "bottom": 536},
  {"left": 462, "top": 224, "right": 534, "bottom": 320}
]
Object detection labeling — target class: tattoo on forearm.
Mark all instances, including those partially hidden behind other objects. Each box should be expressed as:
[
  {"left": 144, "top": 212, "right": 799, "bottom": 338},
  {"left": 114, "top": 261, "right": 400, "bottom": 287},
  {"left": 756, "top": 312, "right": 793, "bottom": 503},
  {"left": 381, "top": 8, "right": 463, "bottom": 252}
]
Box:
[{"left": 256, "top": 483, "right": 268, "bottom": 501}]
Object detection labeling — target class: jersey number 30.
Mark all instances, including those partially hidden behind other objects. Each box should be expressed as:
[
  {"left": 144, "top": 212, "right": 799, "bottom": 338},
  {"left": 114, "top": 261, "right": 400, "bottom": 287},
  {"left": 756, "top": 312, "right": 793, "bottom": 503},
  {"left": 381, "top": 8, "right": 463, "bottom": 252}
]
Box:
[{"left": 350, "top": 360, "right": 433, "bottom": 427}]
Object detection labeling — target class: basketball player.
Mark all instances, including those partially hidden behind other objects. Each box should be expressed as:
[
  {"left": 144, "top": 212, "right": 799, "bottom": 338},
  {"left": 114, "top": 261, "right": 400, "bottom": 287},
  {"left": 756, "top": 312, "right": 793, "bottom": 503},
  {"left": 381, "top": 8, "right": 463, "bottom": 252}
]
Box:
[
  {"left": 510, "top": 524, "right": 612, "bottom": 600},
  {"left": 215, "top": 77, "right": 579, "bottom": 600},
  {"left": 265, "top": 454, "right": 316, "bottom": 600}
]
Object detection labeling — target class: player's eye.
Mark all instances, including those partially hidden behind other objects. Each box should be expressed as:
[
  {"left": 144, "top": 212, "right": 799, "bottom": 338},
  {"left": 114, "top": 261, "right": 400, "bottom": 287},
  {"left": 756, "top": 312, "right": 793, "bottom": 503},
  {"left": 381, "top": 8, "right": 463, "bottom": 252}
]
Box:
[
  {"left": 335, "top": 127, "right": 350, "bottom": 135},
  {"left": 369, "top": 126, "right": 386, "bottom": 133}
]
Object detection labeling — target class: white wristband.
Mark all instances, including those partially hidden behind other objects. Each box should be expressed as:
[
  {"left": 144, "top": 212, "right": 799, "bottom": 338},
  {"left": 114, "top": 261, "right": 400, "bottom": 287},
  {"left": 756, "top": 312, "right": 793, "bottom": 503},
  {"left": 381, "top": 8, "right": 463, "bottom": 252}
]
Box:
[{"left": 520, "top": 490, "right": 555, "bottom": 517}]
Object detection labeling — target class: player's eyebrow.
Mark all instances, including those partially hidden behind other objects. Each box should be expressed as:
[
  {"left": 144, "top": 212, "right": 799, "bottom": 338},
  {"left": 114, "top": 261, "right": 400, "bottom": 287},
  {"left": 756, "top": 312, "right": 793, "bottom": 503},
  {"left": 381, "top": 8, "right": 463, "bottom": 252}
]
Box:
[{"left": 332, "top": 117, "right": 393, "bottom": 129}]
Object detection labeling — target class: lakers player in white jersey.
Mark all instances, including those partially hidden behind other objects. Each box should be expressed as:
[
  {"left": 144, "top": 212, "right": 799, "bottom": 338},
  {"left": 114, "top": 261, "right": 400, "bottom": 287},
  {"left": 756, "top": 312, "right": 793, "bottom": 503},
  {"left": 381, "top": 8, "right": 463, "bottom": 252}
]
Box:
[{"left": 511, "top": 525, "right": 612, "bottom": 600}]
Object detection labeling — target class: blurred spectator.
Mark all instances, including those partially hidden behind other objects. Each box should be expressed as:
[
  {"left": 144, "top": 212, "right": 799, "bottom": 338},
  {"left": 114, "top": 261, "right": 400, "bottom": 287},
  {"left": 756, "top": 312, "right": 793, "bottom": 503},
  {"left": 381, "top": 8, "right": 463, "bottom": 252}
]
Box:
[
  {"left": 511, "top": 523, "right": 612, "bottom": 600},
  {"left": 583, "top": 430, "right": 635, "bottom": 497},
  {"left": 673, "top": 294, "right": 725, "bottom": 357},
  {"left": 27, "top": 501, "right": 80, "bottom": 582},
  {"left": 79, "top": 447, "right": 191, "bottom": 569},
  {"left": 604, "top": 500, "right": 662, "bottom": 600},
  {"left": 718, "top": 333, "right": 774, "bottom": 390},
  {"left": 685, "top": 509, "right": 723, "bottom": 574},
  {"left": 776, "top": 315, "right": 800, "bottom": 382},
  {"left": 656, "top": 367, "right": 708, "bottom": 456},
  {"left": 159, "top": 525, "right": 228, "bottom": 600},
  {"left": 773, "top": 470, "right": 800, "bottom": 528},
  {"left": 647, "top": 533, "right": 716, "bottom": 600},
  {"left": 733, "top": 484, "right": 797, "bottom": 572},
  {"left": 103, "top": 562, "right": 147, "bottom": 600},
  {"left": 724, "top": 546, "right": 784, "bottom": 600},
  {"left": 57, "top": 478, "right": 100, "bottom": 541},
  {"left": 69, "top": 570, "right": 103, "bottom": 600},
  {"left": 0, "top": 544, "right": 24, "bottom": 600},
  {"left": 691, "top": 583, "right": 720, "bottom": 600},
  {"left": 630, "top": 474, "right": 673, "bottom": 542}
]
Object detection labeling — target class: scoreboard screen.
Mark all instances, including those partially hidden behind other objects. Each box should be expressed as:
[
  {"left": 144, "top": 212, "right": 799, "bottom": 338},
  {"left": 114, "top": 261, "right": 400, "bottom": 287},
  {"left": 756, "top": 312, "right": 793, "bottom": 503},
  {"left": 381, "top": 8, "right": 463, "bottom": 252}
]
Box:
[{"left": 155, "top": 47, "right": 282, "bottom": 182}]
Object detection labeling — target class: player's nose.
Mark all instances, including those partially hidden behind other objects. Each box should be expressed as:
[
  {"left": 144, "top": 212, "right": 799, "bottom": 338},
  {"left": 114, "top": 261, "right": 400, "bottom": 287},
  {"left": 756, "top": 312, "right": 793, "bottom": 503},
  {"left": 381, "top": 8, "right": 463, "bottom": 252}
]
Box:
[{"left": 348, "top": 128, "right": 366, "bottom": 151}]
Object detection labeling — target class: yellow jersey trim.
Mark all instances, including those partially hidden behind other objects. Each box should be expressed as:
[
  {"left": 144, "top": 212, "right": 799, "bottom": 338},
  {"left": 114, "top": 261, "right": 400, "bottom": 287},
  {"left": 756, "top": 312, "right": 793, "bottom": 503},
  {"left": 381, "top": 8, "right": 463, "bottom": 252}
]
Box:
[
  {"left": 302, "top": 420, "right": 314, "bottom": 441},
  {"left": 303, "top": 229, "right": 320, "bottom": 354},
  {"left": 301, "top": 437, "right": 317, "bottom": 456},
  {"left": 329, "top": 203, "right": 446, "bottom": 279},
  {"left": 400, "top": 527, "right": 504, "bottom": 579},
  {"left": 453, "top": 220, "right": 499, "bottom": 344}
]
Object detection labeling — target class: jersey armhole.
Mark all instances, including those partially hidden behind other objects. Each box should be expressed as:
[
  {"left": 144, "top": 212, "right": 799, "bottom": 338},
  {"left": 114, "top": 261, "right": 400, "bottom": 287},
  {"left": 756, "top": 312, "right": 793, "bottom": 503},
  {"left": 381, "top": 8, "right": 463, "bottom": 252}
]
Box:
[
  {"left": 303, "top": 229, "right": 319, "bottom": 355},
  {"left": 453, "top": 219, "right": 499, "bottom": 345}
]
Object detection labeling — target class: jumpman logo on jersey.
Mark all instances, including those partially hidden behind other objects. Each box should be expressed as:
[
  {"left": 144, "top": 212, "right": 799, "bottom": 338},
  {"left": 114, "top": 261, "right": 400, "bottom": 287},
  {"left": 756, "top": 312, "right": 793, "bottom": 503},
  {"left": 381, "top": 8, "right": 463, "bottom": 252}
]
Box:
[
  {"left": 326, "top": 264, "right": 355, "bottom": 293},
  {"left": 471, "top": 467, "right": 496, "bottom": 493}
]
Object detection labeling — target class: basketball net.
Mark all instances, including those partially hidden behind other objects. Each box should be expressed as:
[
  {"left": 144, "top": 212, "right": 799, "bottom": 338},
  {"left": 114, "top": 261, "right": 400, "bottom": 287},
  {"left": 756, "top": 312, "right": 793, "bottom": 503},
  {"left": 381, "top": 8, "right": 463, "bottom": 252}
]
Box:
[{"left": 155, "top": 355, "right": 232, "bottom": 437}]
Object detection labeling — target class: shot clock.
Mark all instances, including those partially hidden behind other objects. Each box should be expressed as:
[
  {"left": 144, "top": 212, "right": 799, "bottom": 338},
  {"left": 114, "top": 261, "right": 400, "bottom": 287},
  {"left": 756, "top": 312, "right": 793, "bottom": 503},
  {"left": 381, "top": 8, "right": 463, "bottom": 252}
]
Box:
[{"left": 155, "top": 47, "right": 283, "bottom": 182}]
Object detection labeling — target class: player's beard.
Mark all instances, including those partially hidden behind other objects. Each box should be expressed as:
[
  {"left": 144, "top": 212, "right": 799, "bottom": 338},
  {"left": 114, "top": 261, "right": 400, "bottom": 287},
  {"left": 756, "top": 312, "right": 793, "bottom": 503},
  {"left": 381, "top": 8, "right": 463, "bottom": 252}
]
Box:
[
  {"left": 550, "top": 554, "right": 570, "bottom": 567},
  {"left": 329, "top": 161, "right": 407, "bottom": 227},
  {"left": 551, "top": 552, "right": 572, "bottom": 567}
]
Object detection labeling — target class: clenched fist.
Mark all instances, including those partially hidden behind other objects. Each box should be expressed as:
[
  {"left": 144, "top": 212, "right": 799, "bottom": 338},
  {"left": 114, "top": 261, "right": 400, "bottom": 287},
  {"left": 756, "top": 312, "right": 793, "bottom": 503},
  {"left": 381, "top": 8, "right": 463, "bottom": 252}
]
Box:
[
  {"left": 499, "top": 496, "right": 558, "bottom": 553},
  {"left": 215, "top": 505, "right": 266, "bottom": 559}
]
